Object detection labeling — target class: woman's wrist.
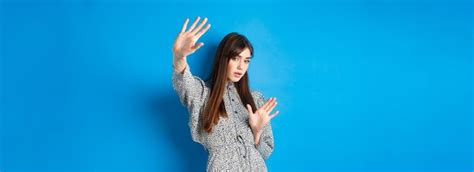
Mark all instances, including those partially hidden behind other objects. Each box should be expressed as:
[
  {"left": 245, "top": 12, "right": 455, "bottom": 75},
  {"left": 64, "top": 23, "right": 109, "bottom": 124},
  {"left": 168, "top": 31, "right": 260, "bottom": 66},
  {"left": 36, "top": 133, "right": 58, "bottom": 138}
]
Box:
[
  {"left": 252, "top": 128, "right": 263, "bottom": 145},
  {"left": 173, "top": 52, "right": 185, "bottom": 60},
  {"left": 172, "top": 56, "right": 187, "bottom": 73}
]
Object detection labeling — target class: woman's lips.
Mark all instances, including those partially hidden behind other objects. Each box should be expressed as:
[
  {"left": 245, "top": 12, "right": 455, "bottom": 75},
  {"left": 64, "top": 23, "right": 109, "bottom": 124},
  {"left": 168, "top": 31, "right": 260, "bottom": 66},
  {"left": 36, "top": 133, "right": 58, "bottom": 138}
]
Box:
[{"left": 234, "top": 72, "right": 242, "bottom": 77}]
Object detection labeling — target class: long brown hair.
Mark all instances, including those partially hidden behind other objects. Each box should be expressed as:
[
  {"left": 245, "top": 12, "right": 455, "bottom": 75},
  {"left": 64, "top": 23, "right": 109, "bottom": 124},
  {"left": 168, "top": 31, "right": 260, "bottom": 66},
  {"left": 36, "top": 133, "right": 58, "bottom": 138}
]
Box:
[{"left": 202, "top": 32, "right": 257, "bottom": 133}]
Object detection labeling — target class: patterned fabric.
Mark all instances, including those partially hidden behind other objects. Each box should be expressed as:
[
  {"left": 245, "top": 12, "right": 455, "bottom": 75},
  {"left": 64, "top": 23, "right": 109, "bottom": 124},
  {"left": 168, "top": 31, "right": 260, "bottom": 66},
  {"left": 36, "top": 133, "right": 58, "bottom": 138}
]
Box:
[{"left": 172, "top": 64, "right": 274, "bottom": 171}]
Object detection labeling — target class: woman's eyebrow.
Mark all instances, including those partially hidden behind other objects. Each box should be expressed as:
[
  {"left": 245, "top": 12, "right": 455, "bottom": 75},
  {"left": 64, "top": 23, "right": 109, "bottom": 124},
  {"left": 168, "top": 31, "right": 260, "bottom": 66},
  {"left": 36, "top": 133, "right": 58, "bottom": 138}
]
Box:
[
  {"left": 237, "top": 55, "right": 252, "bottom": 59},
  {"left": 238, "top": 55, "right": 252, "bottom": 59}
]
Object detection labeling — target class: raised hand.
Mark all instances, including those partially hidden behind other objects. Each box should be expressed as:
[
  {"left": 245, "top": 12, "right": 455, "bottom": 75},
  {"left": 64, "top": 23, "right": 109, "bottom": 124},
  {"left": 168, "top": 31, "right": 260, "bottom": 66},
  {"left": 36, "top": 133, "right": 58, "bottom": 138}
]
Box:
[
  {"left": 246, "top": 98, "right": 279, "bottom": 139},
  {"left": 172, "top": 16, "right": 211, "bottom": 60}
]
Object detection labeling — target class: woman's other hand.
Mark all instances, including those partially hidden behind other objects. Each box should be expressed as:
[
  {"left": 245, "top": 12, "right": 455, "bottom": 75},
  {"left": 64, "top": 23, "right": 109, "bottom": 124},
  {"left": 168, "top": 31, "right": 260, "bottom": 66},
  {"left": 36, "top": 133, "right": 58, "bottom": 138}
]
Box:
[{"left": 246, "top": 98, "right": 279, "bottom": 144}]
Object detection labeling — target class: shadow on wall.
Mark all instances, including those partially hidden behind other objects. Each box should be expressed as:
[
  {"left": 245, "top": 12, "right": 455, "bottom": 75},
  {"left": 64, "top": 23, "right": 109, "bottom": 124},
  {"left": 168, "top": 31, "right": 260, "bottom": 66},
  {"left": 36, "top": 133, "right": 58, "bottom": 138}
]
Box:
[
  {"left": 147, "top": 90, "right": 208, "bottom": 171},
  {"left": 143, "top": 43, "right": 217, "bottom": 171}
]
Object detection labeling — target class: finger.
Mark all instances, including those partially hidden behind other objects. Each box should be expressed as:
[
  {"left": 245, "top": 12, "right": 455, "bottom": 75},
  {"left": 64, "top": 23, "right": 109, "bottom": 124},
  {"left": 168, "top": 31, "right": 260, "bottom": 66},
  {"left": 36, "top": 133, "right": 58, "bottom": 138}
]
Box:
[
  {"left": 261, "top": 97, "right": 274, "bottom": 111},
  {"left": 180, "top": 18, "right": 189, "bottom": 33},
  {"left": 265, "top": 98, "right": 277, "bottom": 112},
  {"left": 260, "top": 97, "right": 272, "bottom": 111},
  {"left": 246, "top": 104, "right": 253, "bottom": 115},
  {"left": 191, "top": 42, "right": 204, "bottom": 51},
  {"left": 195, "top": 24, "right": 211, "bottom": 38},
  {"left": 191, "top": 17, "right": 208, "bottom": 35},
  {"left": 266, "top": 101, "right": 278, "bottom": 113},
  {"left": 187, "top": 16, "right": 200, "bottom": 33},
  {"left": 269, "top": 110, "right": 279, "bottom": 120}
]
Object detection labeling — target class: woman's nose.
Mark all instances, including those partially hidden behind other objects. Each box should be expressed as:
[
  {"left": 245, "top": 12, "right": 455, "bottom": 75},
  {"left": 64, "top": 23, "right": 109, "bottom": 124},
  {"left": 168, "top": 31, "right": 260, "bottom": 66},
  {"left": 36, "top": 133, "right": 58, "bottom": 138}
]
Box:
[{"left": 237, "top": 62, "right": 243, "bottom": 69}]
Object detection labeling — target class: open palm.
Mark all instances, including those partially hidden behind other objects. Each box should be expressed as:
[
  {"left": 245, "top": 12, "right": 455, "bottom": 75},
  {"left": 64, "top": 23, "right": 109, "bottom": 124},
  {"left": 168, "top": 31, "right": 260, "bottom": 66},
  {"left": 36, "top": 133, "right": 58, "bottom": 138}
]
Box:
[
  {"left": 246, "top": 98, "right": 279, "bottom": 135},
  {"left": 172, "top": 17, "right": 211, "bottom": 58}
]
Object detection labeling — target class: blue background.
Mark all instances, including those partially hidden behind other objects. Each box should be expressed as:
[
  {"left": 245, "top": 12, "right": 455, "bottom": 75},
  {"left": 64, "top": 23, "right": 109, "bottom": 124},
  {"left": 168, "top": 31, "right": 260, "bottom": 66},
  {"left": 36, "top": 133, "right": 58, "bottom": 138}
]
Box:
[{"left": 1, "top": 0, "right": 472, "bottom": 171}]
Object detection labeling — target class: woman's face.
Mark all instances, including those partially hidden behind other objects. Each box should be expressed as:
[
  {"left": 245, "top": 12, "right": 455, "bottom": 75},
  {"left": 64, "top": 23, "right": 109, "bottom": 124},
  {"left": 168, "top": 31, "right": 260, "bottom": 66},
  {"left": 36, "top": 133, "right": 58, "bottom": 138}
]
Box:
[{"left": 227, "top": 47, "right": 251, "bottom": 82}]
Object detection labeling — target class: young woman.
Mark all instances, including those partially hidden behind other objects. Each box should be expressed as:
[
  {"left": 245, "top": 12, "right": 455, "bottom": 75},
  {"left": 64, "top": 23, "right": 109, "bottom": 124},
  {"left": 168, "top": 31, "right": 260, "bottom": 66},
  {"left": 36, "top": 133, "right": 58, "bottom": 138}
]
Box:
[{"left": 172, "top": 16, "right": 279, "bottom": 171}]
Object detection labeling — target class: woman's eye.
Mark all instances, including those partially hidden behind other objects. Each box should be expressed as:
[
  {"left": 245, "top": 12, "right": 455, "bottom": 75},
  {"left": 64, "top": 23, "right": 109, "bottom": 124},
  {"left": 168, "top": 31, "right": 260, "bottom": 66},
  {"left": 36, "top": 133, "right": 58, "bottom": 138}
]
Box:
[
  {"left": 244, "top": 60, "right": 250, "bottom": 63},
  {"left": 231, "top": 57, "right": 238, "bottom": 61}
]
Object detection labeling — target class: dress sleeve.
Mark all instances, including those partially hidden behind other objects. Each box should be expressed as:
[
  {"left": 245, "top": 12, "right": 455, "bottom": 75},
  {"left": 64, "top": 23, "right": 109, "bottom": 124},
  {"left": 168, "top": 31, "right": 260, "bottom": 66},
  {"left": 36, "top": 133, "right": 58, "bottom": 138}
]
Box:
[
  {"left": 251, "top": 91, "right": 275, "bottom": 160},
  {"left": 171, "top": 64, "right": 208, "bottom": 144}
]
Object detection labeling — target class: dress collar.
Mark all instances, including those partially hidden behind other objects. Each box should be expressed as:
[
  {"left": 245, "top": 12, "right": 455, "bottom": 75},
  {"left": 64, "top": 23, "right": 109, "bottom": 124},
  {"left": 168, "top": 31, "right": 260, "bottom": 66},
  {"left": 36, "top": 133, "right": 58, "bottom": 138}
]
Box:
[{"left": 225, "top": 81, "right": 236, "bottom": 90}]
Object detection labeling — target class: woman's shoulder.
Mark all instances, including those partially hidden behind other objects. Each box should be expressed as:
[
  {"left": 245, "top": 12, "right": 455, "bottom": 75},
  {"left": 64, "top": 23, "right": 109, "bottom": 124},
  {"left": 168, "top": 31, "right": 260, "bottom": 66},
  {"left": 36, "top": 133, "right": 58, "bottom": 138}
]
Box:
[
  {"left": 251, "top": 90, "right": 263, "bottom": 97},
  {"left": 203, "top": 79, "right": 212, "bottom": 89},
  {"left": 250, "top": 90, "right": 266, "bottom": 108},
  {"left": 251, "top": 90, "right": 265, "bottom": 101}
]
